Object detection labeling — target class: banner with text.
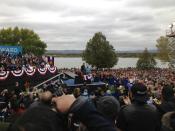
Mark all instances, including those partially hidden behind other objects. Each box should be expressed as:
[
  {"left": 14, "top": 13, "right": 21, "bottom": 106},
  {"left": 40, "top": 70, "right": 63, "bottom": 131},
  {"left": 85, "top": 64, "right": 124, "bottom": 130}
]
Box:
[{"left": 0, "top": 45, "right": 22, "bottom": 55}]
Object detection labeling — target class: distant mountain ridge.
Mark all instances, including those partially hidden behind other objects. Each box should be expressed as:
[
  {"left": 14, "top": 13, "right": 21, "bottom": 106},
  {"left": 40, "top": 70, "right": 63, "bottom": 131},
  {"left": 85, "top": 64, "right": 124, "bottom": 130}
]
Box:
[{"left": 46, "top": 49, "right": 157, "bottom": 54}]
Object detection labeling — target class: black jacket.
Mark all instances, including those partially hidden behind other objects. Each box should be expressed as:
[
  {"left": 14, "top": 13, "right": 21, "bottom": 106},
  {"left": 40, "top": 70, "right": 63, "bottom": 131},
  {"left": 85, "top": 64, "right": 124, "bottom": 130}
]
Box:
[
  {"left": 156, "top": 99, "right": 175, "bottom": 118},
  {"left": 117, "top": 101, "right": 160, "bottom": 131}
]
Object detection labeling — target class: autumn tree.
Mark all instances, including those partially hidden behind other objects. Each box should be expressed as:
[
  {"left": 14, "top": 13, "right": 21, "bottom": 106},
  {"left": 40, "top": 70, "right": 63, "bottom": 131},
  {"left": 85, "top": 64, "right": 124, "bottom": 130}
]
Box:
[
  {"left": 156, "top": 36, "right": 170, "bottom": 62},
  {"left": 0, "top": 27, "right": 47, "bottom": 55}
]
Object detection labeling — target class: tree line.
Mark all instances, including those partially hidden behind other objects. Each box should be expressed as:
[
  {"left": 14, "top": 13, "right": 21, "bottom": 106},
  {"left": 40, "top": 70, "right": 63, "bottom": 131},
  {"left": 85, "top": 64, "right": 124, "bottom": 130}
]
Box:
[
  {"left": 83, "top": 32, "right": 172, "bottom": 69},
  {"left": 0, "top": 27, "right": 47, "bottom": 55},
  {"left": 0, "top": 27, "right": 173, "bottom": 69}
]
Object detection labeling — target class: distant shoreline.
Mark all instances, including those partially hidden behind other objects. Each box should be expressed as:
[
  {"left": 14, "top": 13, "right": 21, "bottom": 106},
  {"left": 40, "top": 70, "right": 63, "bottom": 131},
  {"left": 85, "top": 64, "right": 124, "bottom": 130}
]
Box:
[
  {"left": 45, "top": 52, "right": 157, "bottom": 58},
  {"left": 45, "top": 54, "right": 82, "bottom": 57}
]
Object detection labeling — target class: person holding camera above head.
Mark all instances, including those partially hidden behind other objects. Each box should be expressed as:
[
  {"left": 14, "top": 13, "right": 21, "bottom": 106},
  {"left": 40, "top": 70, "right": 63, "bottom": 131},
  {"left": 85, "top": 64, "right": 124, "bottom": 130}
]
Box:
[{"left": 8, "top": 94, "right": 117, "bottom": 131}]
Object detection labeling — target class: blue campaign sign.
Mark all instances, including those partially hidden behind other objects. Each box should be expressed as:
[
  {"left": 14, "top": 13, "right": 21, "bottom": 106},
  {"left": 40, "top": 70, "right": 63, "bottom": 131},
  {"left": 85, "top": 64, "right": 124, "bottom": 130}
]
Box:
[{"left": 0, "top": 45, "right": 22, "bottom": 54}]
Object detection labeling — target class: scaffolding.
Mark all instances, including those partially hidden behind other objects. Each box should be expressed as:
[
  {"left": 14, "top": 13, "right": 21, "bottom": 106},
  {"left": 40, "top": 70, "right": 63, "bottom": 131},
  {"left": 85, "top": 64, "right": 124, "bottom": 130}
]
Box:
[{"left": 166, "top": 22, "right": 175, "bottom": 70}]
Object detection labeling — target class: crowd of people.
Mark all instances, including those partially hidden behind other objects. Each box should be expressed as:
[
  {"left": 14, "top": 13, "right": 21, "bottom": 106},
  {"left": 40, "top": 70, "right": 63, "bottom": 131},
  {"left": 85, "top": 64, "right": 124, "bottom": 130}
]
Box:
[
  {"left": 0, "top": 51, "right": 50, "bottom": 71},
  {"left": 0, "top": 63, "right": 175, "bottom": 131},
  {"left": 4, "top": 81, "right": 175, "bottom": 131}
]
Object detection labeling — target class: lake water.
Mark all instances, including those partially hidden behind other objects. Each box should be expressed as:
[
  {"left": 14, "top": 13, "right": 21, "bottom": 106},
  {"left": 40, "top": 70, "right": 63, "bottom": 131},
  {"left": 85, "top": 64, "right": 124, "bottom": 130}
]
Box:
[{"left": 54, "top": 57, "right": 169, "bottom": 69}]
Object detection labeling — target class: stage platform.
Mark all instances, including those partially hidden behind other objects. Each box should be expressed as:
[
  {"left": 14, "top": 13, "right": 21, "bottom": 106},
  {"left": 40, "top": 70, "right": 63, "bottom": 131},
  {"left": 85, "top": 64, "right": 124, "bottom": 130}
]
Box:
[{"left": 63, "top": 79, "right": 106, "bottom": 87}]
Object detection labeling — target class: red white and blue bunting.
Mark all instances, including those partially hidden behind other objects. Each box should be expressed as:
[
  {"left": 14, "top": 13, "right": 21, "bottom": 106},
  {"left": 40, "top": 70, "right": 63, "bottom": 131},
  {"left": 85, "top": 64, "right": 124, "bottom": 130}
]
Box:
[
  {"left": 38, "top": 67, "right": 47, "bottom": 75},
  {"left": 84, "top": 74, "right": 93, "bottom": 81},
  {"left": 11, "top": 70, "right": 24, "bottom": 77},
  {"left": 48, "top": 66, "right": 57, "bottom": 74},
  {"left": 25, "top": 68, "right": 36, "bottom": 76},
  {"left": 0, "top": 71, "right": 10, "bottom": 80},
  {"left": 0, "top": 66, "right": 57, "bottom": 80}
]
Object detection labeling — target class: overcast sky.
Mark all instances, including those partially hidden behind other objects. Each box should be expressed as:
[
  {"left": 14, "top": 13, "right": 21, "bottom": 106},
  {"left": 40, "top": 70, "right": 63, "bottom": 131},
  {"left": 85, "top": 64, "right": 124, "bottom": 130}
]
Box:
[{"left": 0, "top": 0, "right": 175, "bottom": 50}]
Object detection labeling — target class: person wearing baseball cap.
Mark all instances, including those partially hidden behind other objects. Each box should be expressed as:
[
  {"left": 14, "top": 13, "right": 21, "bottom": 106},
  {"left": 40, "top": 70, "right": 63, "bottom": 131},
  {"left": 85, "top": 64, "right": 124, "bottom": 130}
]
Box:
[
  {"left": 117, "top": 83, "right": 160, "bottom": 131},
  {"left": 130, "top": 82, "right": 148, "bottom": 103}
]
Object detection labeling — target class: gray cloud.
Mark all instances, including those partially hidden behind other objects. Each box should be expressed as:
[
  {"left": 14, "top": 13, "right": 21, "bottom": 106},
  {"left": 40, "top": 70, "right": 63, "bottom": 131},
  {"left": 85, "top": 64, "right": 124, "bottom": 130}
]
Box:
[
  {"left": 0, "top": 0, "right": 174, "bottom": 51},
  {"left": 128, "top": 24, "right": 160, "bottom": 33},
  {"left": 127, "top": 0, "right": 175, "bottom": 8},
  {"left": 1, "top": 0, "right": 66, "bottom": 11},
  {"left": 121, "top": 14, "right": 154, "bottom": 22}
]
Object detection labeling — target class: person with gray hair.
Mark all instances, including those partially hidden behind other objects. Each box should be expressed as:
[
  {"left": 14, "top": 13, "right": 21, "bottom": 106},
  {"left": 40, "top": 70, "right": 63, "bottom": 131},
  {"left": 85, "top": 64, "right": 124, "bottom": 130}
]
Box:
[
  {"left": 77, "top": 96, "right": 120, "bottom": 131},
  {"left": 39, "top": 91, "right": 53, "bottom": 105},
  {"left": 29, "top": 91, "right": 53, "bottom": 108},
  {"left": 96, "top": 96, "right": 120, "bottom": 125},
  {"left": 161, "top": 111, "right": 175, "bottom": 131}
]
